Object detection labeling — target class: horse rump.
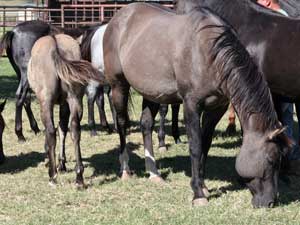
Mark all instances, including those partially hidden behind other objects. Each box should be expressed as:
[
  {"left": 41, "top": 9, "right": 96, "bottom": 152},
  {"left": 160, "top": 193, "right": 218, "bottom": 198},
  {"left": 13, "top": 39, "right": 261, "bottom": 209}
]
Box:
[{"left": 51, "top": 35, "right": 105, "bottom": 86}]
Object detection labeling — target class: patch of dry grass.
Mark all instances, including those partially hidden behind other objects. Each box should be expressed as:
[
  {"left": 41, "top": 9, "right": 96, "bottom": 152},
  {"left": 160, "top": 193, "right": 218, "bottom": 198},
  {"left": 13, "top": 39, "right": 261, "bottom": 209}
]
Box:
[{"left": 0, "top": 58, "right": 300, "bottom": 224}]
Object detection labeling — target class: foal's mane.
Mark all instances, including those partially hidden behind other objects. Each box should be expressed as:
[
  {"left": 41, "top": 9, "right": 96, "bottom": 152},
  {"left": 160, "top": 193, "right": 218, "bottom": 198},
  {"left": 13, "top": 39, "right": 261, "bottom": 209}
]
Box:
[{"left": 208, "top": 25, "right": 278, "bottom": 130}]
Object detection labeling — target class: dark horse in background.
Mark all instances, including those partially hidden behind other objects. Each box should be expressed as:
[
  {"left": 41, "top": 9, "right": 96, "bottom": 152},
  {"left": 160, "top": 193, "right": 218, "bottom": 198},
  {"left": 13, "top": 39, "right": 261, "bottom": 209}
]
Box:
[
  {"left": 104, "top": 2, "right": 291, "bottom": 207},
  {"left": 174, "top": 0, "right": 300, "bottom": 172},
  {"left": 0, "top": 100, "right": 6, "bottom": 163},
  {"left": 0, "top": 20, "right": 89, "bottom": 142}
]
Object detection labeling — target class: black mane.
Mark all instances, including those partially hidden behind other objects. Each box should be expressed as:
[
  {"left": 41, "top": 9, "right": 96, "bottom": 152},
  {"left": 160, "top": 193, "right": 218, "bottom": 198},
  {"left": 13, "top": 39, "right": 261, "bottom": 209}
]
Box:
[{"left": 209, "top": 25, "right": 278, "bottom": 130}]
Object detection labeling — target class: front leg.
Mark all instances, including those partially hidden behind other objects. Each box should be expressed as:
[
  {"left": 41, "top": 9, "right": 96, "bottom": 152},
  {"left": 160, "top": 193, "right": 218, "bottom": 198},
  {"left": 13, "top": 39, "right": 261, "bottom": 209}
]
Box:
[{"left": 183, "top": 98, "right": 207, "bottom": 206}]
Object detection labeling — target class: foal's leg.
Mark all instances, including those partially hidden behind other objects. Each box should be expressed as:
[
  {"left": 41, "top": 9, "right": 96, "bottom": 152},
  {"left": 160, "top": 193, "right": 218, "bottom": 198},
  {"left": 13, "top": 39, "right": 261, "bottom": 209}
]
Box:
[
  {"left": 200, "top": 105, "right": 228, "bottom": 197},
  {"left": 67, "top": 97, "right": 84, "bottom": 187},
  {"left": 183, "top": 98, "right": 207, "bottom": 206},
  {"left": 86, "top": 82, "right": 99, "bottom": 136},
  {"left": 158, "top": 104, "right": 168, "bottom": 152},
  {"left": 24, "top": 92, "right": 40, "bottom": 134},
  {"left": 58, "top": 102, "right": 70, "bottom": 172},
  {"left": 171, "top": 104, "right": 181, "bottom": 144},
  {"left": 112, "top": 83, "right": 131, "bottom": 179},
  {"left": 40, "top": 101, "right": 57, "bottom": 184},
  {"left": 96, "top": 85, "right": 112, "bottom": 132},
  {"left": 141, "top": 99, "right": 162, "bottom": 182}
]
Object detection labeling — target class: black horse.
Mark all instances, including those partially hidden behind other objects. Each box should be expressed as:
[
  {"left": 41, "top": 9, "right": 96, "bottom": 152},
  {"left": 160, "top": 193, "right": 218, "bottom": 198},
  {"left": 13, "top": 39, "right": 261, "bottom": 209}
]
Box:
[
  {"left": 0, "top": 20, "right": 88, "bottom": 142},
  {"left": 104, "top": 3, "right": 291, "bottom": 207}
]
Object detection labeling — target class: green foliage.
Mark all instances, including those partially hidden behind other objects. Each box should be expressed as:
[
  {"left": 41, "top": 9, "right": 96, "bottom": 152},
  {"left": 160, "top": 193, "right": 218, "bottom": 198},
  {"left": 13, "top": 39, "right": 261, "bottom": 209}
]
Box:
[{"left": 0, "top": 58, "right": 299, "bottom": 225}]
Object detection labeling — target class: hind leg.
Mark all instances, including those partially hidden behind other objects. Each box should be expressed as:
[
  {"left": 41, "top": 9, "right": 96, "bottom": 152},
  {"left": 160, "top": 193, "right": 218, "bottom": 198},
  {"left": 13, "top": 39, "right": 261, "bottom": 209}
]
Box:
[
  {"left": 111, "top": 82, "right": 131, "bottom": 179},
  {"left": 158, "top": 104, "right": 168, "bottom": 152},
  {"left": 200, "top": 104, "right": 228, "bottom": 197},
  {"left": 171, "top": 104, "right": 181, "bottom": 144},
  {"left": 58, "top": 102, "right": 70, "bottom": 172},
  {"left": 86, "top": 82, "right": 98, "bottom": 136},
  {"left": 67, "top": 96, "right": 84, "bottom": 186},
  {"left": 24, "top": 92, "right": 40, "bottom": 134},
  {"left": 96, "top": 85, "right": 112, "bottom": 133},
  {"left": 107, "top": 87, "right": 118, "bottom": 131},
  {"left": 40, "top": 101, "right": 57, "bottom": 184},
  {"left": 141, "top": 98, "right": 163, "bottom": 182},
  {"left": 15, "top": 75, "right": 27, "bottom": 142},
  {"left": 0, "top": 114, "right": 5, "bottom": 164}
]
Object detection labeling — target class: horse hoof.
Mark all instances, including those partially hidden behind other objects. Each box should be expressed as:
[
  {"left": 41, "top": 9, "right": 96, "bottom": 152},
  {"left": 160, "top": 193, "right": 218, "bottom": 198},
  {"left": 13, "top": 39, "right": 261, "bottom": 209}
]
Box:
[
  {"left": 225, "top": 124, "right": 236, "bottom": 136},
  {"left": 34, "top": 128, "right": 41, "bottom": 135},
  {"left": 76, "top": 182, "right": 87, "bottom": 190},
  {"left": 158, "top": 146, "right": 167, "bottom": 152},
  {"left": 149, "top": 175, "right": 165, "bottom": 184},
  {"left": 121, "top": 171, "right": 131, "bottom": 180},
  {"left": 90, "top": 130, "right": 98, "bottom": 137},
  {"left": 18, "top": 136, "right": 26, "bottom": 143},
  {"left": 202, "top": 187, "right": 210, "bottom": 198},
  {"left": 49, "top": 178, "right": 57, "bottom": 187},
  {"left": 192, "top": 198, "right": 209, "bottom": 207},
  {"left": 175, "top": 138, "right": 181, "bottom": 144}
]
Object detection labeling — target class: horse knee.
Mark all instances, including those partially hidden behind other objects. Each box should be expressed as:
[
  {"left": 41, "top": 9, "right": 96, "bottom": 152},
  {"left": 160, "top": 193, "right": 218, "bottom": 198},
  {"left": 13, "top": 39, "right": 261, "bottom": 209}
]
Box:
[{"left": 140, "top": 109, "right": 154, "bottom": 134}]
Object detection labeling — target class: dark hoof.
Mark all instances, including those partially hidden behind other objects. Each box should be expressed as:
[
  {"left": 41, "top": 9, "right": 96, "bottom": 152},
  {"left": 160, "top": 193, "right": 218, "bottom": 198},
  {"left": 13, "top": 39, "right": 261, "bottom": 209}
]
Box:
[
  {"left": 158, "top": 146, "right": 167, "bottom": 152},
  {"left": 58, "top": 163, "right": 67, "bottom": 173},
  {"left": 17, "top": 136, "right": 26, "bottom": 143},
  {"left": 90, "top": 130, "right": 98, "bottom": 137},
  {"left": 105, "top": 126, "right": 113, "bottom": 134},
  {"left": 224, "top": 124, "right": 236, "bottom": 136},
  {"left": 192, "top": 198, "right": 209, "bottom": 207},
  {"left": 44, "top": 158, "right": 49, "bottom": 168},
  {"left": 75, "top": 182, "right": 87, "bottom": 190},
  {"left": 33, "top": 127, "right": 41, "bottom": 135},
  {"left": 174, "top": 138, "right": 182, "bottom": 144}
]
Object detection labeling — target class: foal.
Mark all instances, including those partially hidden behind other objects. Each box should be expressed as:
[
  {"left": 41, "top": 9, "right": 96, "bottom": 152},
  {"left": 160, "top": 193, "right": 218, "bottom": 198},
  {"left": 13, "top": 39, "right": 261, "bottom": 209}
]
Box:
[
  {"left": 104, "top": 3, "right": 291, "bottom": 207},
  {"left": 28, "top": 34, "right": 103, "bottom": 185}
]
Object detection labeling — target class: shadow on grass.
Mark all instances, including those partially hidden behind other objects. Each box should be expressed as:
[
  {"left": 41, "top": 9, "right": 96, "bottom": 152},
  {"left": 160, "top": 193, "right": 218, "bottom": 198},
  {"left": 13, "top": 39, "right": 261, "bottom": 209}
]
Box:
[
  {"left": 0, "top": 151, "right": 44, "bottom": 174},
  {"left": 0, "top": 75, "right": 18, "bottom": 99}
]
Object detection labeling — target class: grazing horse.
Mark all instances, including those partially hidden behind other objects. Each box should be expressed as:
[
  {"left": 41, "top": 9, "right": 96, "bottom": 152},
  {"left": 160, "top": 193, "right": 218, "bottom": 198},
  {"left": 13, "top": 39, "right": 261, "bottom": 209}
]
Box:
[
  {"left": 0, "top": 99, "right": 6, "bottom": 164},
  {"left": 174, "top": 0, "right": 300, "bottom": 174},
  {"left": 104, "top": 3, "right": 290, "bottom": 207},
  {"left": 28, "top": 34, "right": 103, "bottom": 185},
  {"left": 0, "top": 20, "right": 88, "bottom": 142}
]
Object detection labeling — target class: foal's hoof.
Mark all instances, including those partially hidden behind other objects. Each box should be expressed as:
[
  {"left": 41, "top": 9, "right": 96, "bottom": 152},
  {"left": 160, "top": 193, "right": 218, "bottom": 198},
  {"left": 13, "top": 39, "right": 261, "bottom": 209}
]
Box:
[
  {"left": 158, "top": 146, "right": 167, "bottom": 152},
  {"left": 149, "top": 175, "right": 165, "bottom": 184},
  {"left": 121, "top": 171, "right": 131, "bottom": 180},
  {"left": 33, "top": 127, "right": 41, "bottom": 135},
  {"left": 192, "top": 198, "right": 209, "bottom": 207},
  {"left": 224, "top": 124, "right": 236, "bottom": 136},
  {"left": 202, "top": 187, "right": 210, "bottom": 198}
]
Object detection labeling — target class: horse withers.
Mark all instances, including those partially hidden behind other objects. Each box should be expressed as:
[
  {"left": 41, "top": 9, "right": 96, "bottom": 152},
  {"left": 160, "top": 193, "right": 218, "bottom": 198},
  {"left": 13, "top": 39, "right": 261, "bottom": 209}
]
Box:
[
  {"left": 104, "top": 3, "right": 291, "bottom": 207},
  {"left": 28, "top": 34, "right": 104, "bottom": 186}
]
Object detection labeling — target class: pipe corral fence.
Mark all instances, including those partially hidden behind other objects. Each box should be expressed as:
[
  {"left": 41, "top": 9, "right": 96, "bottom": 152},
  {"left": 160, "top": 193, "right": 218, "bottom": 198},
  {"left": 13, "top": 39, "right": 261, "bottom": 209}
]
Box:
[{"left": 0, "top": 3, "right": 173, "bottom": 35}]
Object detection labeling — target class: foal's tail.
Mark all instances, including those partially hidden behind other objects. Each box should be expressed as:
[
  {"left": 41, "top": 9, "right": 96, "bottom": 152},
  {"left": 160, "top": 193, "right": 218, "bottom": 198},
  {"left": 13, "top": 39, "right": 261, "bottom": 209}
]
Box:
[
  {"left": 0, "top": 31, "right": 13, "bottom": 57},
  {"left": 51, "top": 35, "right": 105, "bottom": 86}
]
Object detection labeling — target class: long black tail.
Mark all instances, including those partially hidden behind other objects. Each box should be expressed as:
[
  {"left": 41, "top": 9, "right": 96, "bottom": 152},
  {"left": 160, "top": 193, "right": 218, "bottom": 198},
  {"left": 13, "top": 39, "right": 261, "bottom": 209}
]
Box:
[
  {"left": 80, "top": 26, "right": 100, "bottom": 61},
  {"left": 0, "top": 31, "right": 14, "bottom": 56},
  {"left": 51, "top": 35, "right": 106, "bottom": 86}
]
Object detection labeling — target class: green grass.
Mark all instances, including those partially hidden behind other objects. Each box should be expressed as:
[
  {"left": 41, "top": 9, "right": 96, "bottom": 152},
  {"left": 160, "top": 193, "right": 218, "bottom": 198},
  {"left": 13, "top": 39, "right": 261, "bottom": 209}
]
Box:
[{"left": 0, "top": 58, "right": 300, "bottom": 225}]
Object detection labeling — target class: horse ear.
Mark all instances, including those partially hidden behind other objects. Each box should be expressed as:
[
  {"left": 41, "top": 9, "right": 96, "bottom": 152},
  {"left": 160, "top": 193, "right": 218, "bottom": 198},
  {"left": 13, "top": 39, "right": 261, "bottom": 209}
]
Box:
[
  {"left": 0, "top": 99, "right": 7, "bottom": 113},
  {"left": 267, "top": 127, "right": 286, "bottom": 141}
]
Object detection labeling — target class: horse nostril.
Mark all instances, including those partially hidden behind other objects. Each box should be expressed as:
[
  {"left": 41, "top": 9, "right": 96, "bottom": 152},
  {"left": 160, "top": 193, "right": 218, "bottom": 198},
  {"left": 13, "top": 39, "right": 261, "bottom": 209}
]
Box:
[{"left": 268, "top": 202, "right": 275, "bottom": 208}]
